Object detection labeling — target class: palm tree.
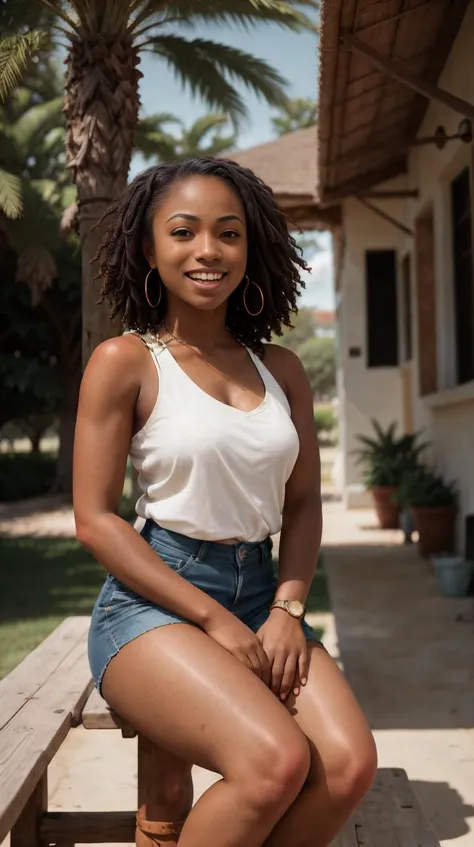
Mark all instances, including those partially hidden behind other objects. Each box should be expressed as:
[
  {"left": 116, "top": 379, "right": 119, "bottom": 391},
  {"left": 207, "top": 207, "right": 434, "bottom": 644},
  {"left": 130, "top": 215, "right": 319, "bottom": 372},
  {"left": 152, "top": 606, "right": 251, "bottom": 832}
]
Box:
[
  {"left": 272, "top": 96, "right": 318, "bottom": 136},
  {"left": 11, "top": 0, "right": 318, "bottom": 363},
  {"left": 138, "top": 112, "right": 237, "bottom": 162}
]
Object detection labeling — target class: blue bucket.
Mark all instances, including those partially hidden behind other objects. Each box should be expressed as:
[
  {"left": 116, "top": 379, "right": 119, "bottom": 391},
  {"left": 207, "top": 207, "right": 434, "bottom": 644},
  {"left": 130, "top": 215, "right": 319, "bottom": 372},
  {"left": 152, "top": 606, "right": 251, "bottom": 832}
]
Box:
[{"left": 432, "top": 556, "right": 474, "bottom": 597}]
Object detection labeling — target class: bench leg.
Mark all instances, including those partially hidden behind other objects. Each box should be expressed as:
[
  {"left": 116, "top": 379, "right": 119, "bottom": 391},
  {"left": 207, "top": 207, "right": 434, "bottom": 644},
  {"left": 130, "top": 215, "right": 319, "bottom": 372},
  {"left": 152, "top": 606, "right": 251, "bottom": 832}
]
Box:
[
  {"left": 136, "top": 734, "right": 193, "bottom": 846},
  {"left": 11, "top": 772, "right": 48, "bottom": 847}
]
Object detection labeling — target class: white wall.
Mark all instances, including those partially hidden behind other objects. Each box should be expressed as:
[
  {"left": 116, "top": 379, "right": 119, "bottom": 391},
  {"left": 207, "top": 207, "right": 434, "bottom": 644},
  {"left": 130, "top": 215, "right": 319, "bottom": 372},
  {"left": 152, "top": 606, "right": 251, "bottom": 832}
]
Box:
[
  {"left": 405, "top": 3, "right": 474, "bottom": 548},
  {"left": 339, "top": 190, "right": 407, "bottom": 507}
]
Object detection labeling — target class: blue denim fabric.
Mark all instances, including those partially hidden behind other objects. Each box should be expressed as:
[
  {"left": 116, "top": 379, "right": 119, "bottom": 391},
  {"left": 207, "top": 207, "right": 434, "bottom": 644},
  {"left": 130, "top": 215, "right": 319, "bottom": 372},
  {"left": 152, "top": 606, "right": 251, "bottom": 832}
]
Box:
[{"left": 88, "top": 518, "right": 318, "bottom": 693}]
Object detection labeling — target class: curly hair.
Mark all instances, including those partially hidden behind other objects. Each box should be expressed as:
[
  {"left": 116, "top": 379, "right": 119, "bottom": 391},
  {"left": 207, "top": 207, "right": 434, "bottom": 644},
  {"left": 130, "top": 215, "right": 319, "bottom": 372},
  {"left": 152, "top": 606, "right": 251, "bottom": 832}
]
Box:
[{"left": 94, "top": 157, "right": 309, "bottom": 354}]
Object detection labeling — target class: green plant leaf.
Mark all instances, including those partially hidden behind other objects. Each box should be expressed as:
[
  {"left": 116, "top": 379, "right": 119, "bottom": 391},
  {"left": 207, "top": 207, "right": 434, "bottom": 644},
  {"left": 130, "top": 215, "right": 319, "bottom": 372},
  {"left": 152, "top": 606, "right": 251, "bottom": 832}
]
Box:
[
  {"left": 0, "top": 31, "right": 50, "bottom": 101},
  {"left": 0, "top": 169, "right": 22, "bottom": 218}
]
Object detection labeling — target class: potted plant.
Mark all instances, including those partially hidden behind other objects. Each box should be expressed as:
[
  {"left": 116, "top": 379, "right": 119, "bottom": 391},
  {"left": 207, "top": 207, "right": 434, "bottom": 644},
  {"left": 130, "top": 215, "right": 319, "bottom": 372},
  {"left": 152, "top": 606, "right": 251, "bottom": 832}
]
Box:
[
  {"left": 354, "top": 420, "right": 427, "bottom": 529},
  {"left": 397, "top": 467, "right": 458, "bottom": 557},
  {"left": 431, "top": 554, "right": 474, "bottom": 597}
]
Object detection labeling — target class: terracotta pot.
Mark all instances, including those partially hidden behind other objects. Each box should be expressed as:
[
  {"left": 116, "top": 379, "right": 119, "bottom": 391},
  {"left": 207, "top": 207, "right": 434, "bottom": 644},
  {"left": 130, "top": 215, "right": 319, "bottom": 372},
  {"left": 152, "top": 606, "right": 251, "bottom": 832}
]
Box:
[
  {"left": 371, "top": 486, "right": 400, "bottom": 529},
  {"left": 410, "top": 506, "right": 457, "bottom": 558}
]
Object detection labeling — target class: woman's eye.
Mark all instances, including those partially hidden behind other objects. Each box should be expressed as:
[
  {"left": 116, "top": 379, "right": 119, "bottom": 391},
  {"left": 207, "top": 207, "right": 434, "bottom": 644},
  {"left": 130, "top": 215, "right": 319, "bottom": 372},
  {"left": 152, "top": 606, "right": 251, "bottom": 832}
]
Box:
[
  {"left": 221, "top": 230, "right": 240, "bottom": 239},
  {"left": 171, "top": 228, "right": 193, "bottom": 237}
]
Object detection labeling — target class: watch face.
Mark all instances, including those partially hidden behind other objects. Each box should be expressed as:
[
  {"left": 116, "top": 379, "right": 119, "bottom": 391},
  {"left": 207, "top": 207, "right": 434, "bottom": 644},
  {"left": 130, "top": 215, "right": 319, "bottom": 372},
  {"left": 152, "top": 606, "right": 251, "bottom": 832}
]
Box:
[{"left": 288, "top": 600, "right": 305, "bottom": 618}]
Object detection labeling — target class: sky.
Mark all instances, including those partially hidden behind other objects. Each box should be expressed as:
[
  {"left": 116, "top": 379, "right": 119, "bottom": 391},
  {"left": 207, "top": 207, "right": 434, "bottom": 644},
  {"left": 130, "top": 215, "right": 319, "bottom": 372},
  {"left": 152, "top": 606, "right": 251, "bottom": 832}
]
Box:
[{"left": 132, "top": 7, "right": 334, "bottom": 312}]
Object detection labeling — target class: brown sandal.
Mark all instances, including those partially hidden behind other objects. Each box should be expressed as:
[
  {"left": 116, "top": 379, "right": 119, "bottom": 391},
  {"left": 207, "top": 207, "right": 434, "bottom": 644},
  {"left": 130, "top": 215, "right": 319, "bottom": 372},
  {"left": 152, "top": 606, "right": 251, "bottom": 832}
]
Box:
[{"left": 135, "top": 813, "right": 185, "bottom": 846}]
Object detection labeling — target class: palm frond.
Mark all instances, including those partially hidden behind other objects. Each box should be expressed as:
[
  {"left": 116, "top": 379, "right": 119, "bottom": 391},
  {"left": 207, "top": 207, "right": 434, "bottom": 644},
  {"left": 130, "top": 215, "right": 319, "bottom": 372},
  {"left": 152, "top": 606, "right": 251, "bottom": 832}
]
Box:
[
  {"left": 143, "top": 35, "right": 288, "bottom": 120},
  {"left": 11, "top": 95, "right": 64, "bottom": 147},
  {"left": 134, "top": 112, "right": 181, "bottom": 160},
  {"left": 130, "top": 0, "right": 319, "bottom": 36},
  {"left": 0, "top": 31, "right": 50, "bottom": 102},
  {"left": 0, "top": 170, "right": 23, "bottom": 219},
  {"left": 185, "top": 113, "right": 228, "bottom": 148}
]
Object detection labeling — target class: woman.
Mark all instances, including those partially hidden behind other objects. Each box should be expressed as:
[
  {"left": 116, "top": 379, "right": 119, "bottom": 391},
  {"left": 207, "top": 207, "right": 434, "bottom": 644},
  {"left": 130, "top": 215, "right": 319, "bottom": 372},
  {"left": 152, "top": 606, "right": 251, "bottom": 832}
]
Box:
[{"left": 73, "top": 157, "right": 377, "bottom": 847}]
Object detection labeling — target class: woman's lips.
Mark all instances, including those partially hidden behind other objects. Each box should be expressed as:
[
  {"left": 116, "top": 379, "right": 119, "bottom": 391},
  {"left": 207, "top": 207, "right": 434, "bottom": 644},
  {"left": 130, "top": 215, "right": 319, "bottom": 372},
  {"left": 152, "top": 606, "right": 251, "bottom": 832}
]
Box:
[{"left": 184, "top": 271, "right": 228, "bottom": 290}]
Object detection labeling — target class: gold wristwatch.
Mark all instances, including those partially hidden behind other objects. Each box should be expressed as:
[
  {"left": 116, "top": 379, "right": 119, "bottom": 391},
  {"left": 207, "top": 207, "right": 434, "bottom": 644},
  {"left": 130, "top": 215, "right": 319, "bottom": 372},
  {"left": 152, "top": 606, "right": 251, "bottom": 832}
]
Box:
[{"left": 270, "top": 599, "right": 305, "bottom": 619}]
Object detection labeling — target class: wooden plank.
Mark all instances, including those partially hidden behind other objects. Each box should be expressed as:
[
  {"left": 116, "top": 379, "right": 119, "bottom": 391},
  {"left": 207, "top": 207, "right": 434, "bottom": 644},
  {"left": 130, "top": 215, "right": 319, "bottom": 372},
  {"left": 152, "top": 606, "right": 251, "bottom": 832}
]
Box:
[
  {"left": 40, "top": 810, "right": 136, "bottom": 843},
  {"left": 330, "top": 819, "right": 359, "bottom": 847},
  {"left": 0, "top": 637, "right": 92, "bottom": 843},
  {"left": 0, "top": 616, "right": 90, "bottom": 731},
  {"left": 354, "top": 768, "right": 400, "bottom": 847},
  {"left": 10, "top": 772, "right": 47, "bottom": 847},
  {"left": 378, "top": 767, "right": 440, "bottom": 847},
  {"left": 81, "top": 688, "right": 136, "bottom": 737}
]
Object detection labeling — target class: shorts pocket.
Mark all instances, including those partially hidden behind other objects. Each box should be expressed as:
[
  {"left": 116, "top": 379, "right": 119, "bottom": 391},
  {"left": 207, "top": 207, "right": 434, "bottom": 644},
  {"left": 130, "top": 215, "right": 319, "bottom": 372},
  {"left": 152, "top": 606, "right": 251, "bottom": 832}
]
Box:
[{"left": 147, "top": 538, "right": 196, "bottom": 576}]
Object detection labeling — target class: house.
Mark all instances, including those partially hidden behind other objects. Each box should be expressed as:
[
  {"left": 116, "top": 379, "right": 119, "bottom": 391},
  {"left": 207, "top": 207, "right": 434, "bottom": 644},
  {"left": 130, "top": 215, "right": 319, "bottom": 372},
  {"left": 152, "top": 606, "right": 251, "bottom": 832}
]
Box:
[
  {"left": 313, "top": 309, "right": 336, "bottom": 336},
  {"left": 316, "top": 0, "right": 474, "bottom": 550}
]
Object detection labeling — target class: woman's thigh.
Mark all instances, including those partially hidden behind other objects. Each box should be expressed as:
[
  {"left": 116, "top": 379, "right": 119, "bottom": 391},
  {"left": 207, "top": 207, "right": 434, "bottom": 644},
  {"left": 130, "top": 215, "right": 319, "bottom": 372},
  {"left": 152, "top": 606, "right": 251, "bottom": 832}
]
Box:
[
  {"left": 101, "top": 622, "right": 310, "bottom": 780},
  {"left": 283, "top": 643, "right": 377, "bottom": 787}
]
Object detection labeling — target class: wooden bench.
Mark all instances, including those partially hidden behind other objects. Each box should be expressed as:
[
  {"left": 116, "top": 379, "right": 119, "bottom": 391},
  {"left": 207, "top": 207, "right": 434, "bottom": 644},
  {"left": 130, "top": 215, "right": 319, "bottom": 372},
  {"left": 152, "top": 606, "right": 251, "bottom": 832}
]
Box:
[{"left": 1, "top": 616, "right": 441, "bottom": 846}]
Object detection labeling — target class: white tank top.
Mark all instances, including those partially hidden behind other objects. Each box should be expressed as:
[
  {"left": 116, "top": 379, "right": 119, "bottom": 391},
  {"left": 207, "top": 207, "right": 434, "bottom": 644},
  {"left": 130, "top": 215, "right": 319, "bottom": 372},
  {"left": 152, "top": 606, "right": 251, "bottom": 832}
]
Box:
[{"left": 129, "top": 333, "right": 300, "bottom": 542}]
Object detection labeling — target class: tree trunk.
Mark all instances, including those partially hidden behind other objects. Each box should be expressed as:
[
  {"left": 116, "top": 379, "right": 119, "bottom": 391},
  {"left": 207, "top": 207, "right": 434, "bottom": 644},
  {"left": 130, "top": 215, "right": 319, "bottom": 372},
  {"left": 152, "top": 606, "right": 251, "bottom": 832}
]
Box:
[
  {"left": 63, "top": 33, "right": 141, "bottom": 367},
  {"left": 30, "top": 432, "right": 42, "bottom": 453},
  {"left": 52, "top": 364, "right": 82, "bottom": 496}
]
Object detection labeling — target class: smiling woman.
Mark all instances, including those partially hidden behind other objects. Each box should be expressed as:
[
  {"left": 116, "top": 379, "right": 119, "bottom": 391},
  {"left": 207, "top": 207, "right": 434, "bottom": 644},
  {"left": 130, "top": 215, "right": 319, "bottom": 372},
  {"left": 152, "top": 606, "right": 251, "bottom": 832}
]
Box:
[{"left": 73, "top": 157, "right": 377, "bottom": 847}]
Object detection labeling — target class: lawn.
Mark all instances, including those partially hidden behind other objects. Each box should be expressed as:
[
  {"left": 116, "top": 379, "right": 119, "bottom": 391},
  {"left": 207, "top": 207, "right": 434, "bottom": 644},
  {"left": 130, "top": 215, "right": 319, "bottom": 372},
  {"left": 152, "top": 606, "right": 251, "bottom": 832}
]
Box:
[{"left": 0, "top": 532, "right": 330, "bottom": 679}]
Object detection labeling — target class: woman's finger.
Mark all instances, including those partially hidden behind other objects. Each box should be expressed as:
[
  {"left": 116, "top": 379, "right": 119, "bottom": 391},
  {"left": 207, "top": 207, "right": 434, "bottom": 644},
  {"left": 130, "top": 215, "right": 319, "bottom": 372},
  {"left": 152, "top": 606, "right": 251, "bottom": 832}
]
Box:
[
  {"left": 279, "top": 654, "right": 297, "bottom": 701},
  {"left": 298, "top": 644, "right": 309, "bottom": 687},
  {"left": 270, "top": 653, "right": 285, "bottom": 697},
  {"left": 256, "top": 643, "right": 272, "bottom": 687}
]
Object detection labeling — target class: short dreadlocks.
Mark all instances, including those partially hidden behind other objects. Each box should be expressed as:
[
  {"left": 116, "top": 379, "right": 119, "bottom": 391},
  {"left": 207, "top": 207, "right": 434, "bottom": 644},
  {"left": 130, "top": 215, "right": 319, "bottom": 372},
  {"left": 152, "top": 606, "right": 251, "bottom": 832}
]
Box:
[{"left": 94, "top": 157, "right": 309, "bottom": 355}]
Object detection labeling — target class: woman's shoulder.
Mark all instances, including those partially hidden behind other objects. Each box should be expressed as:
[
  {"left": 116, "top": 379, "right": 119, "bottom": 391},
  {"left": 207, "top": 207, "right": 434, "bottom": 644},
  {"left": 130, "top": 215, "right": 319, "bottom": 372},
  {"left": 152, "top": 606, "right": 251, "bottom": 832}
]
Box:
[
  {"left": 262, "top": 342, "right": 304, "bottom": 377},
  {"left": 81, "top": 333, "right": 149, "bottom": 401}
]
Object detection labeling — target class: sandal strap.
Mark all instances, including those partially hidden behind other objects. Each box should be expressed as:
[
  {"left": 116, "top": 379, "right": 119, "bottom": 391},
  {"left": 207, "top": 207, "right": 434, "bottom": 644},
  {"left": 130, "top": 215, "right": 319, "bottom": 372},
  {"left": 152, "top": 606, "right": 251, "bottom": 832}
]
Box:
[{"left": 136, "top": 815, "right": 185, "bottom": 837}]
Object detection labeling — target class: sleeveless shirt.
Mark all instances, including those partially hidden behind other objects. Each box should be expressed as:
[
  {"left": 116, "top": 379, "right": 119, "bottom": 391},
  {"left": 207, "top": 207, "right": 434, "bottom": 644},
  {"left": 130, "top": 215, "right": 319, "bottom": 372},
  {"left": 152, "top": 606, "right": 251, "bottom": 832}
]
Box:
[{"left": 129, "top": 333, "right": 300, "bottom": 543}]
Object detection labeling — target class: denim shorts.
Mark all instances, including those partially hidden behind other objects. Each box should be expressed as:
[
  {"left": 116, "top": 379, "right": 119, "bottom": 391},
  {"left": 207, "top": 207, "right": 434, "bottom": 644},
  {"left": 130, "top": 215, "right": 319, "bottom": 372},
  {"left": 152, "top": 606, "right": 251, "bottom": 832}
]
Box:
[{"left": 88, "top": 518, "right": 318, "bottom": 693}]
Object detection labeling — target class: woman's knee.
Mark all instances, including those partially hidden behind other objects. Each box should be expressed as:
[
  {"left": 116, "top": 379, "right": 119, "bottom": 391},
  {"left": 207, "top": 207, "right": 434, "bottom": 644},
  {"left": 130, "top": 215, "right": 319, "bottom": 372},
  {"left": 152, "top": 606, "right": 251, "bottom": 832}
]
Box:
[
  {"left": 234, "top": 725, "right": 311, "bottom": 811},
  {"left": 325, "top": 731, "right": 378, "bottom": 809}
]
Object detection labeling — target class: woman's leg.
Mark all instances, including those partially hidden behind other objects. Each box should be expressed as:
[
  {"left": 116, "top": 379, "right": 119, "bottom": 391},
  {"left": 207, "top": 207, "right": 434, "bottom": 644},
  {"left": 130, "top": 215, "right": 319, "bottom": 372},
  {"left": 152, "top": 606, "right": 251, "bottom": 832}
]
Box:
[
  {"left": 263, "top": 642, "right": 378, "bottom": 847},
  {"left": 101, "top": 623, "right": 311, "bottom": 847}
]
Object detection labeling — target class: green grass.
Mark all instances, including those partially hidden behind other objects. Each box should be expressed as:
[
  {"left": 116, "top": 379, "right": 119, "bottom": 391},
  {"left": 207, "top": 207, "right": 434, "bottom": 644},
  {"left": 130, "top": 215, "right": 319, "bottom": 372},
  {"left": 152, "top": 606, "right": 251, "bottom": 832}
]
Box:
[
  {"left": 0, "top": 535, "right": 104, "bottom": 678},
  {"left": 0, "top": 527, "right": 330, "bottom": 679}
]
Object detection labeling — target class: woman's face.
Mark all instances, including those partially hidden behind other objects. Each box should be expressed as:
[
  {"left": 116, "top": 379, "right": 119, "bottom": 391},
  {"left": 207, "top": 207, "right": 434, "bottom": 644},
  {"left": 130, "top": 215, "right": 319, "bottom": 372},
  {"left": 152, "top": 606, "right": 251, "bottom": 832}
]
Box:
[{"left": 145, "top": 174, "right": 248, "bottom": 312}]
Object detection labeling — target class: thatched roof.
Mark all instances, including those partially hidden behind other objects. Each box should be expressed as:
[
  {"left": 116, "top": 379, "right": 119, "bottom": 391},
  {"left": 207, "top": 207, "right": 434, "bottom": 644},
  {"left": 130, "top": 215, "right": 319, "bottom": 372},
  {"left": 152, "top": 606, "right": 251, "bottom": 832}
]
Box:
[
  {"left": 317, "top": 0, "right": 470, "bottom": 204},
  {"left": 229, "top": 126, "right": 340, "bottom": 230}
]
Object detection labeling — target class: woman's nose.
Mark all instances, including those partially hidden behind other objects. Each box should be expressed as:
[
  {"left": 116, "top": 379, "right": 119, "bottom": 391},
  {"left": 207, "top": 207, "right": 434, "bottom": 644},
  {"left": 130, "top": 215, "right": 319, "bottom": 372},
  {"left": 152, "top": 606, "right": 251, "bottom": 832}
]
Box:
[{"left": 196, "top": 235, "right": 222, "bottom": 262}]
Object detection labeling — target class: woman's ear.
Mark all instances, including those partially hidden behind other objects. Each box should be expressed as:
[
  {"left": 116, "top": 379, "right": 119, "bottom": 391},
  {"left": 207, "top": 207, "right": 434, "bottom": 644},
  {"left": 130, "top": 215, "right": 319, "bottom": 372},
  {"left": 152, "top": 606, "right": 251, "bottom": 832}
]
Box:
[{"left": 142, "top": 236, "right": 155, "bottom": 268}]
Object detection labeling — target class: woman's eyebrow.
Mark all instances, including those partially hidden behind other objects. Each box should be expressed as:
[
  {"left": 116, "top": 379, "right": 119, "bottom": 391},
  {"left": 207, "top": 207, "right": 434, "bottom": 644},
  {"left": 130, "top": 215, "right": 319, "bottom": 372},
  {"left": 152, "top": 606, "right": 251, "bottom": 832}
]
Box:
[{"left": 166, "top": 212, "right": 244, "bottom": 224}]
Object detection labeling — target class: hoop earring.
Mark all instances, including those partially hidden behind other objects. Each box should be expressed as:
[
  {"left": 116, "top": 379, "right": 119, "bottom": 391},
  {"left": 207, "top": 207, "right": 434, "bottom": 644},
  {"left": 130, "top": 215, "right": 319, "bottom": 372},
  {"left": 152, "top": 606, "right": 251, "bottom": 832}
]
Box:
[
  {"left": 243, "top": 275, "right": 264, "bottom": 317},
  {"left": 144, "top": 268, "right": 162, "bottom": 309}
]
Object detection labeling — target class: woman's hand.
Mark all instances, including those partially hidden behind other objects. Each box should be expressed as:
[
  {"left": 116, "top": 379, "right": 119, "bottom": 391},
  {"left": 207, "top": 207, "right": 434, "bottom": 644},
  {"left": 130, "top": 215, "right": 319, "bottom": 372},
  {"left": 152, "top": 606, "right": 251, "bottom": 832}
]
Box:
[
  {"left": 203, "top": 611, "right": 271, "bottom": 686},
  {"left": 256, "top": 610, "right": 308, "bottom": 701}
]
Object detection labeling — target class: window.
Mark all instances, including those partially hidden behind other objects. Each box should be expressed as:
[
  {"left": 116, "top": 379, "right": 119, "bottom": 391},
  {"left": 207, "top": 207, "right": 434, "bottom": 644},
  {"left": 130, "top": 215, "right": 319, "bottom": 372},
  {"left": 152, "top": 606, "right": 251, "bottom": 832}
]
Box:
[
  {"left": 451, "top": 167, "right": 474, "bottom": 384},
  {"left": 401, "top": 254, "right": 412, "bottom": 362},
  {"left": 365, "top": 250, "right": 399, "bottom": 367}
]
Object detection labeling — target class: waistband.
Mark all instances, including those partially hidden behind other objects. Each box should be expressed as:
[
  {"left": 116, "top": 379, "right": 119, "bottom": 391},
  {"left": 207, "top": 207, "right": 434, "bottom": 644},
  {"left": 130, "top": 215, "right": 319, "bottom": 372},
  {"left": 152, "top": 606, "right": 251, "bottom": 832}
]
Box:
[{"left": 140, "top": 518, "right": 273, "bottom": 563}]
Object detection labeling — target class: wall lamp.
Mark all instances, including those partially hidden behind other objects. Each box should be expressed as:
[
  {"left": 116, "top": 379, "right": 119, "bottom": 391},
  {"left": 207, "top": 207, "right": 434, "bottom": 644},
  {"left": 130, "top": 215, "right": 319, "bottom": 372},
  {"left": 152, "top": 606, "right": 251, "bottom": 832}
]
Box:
[{"left": 412, "top": 118, "right": 472, "bottom": 150}]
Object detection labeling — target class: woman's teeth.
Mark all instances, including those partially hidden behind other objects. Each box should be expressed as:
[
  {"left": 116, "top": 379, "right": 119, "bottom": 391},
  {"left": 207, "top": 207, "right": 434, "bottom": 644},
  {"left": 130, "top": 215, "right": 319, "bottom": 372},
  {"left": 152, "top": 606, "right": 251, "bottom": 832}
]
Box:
[{"left": 187, "top": 272, "right": 225, "bottom": 282}]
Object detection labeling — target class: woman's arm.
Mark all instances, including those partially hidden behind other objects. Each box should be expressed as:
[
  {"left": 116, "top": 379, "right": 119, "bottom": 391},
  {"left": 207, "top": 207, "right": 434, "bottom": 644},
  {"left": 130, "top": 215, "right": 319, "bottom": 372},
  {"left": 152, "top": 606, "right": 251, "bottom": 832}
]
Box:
[
  {"left": 272, "top": 347, "right": 322, "bottom": 608},
  {"left": 256, "top": 344, "right": 322, "bottom": 700},
  {"left": 73, "top": 335, "right": 224, "bottom": 629}
]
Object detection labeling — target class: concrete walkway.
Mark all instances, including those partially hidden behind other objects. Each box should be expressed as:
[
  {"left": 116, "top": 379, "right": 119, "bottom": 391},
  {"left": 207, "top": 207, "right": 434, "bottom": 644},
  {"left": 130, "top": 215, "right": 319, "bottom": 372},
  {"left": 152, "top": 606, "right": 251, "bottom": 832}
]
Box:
[
  {"left": 3, "top": 494, "right": 474, "bottom": 846},
  {"left": 322, "top": 498, "right": 474, "bottom": 847}
]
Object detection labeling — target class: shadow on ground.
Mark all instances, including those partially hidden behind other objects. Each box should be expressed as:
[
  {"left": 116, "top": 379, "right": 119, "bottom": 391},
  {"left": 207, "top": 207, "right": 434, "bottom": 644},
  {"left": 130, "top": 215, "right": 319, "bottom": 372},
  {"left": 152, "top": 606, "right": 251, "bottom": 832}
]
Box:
[{"left": 410, "top": 780, "right": 474, "bottom": 841}]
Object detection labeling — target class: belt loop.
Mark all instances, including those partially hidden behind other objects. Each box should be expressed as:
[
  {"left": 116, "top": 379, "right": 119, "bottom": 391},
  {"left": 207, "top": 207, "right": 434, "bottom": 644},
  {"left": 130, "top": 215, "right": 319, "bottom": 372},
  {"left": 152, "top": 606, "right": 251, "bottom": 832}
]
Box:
[{"left": 196, "top": 541, "right": 209, "bottom": 563}]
